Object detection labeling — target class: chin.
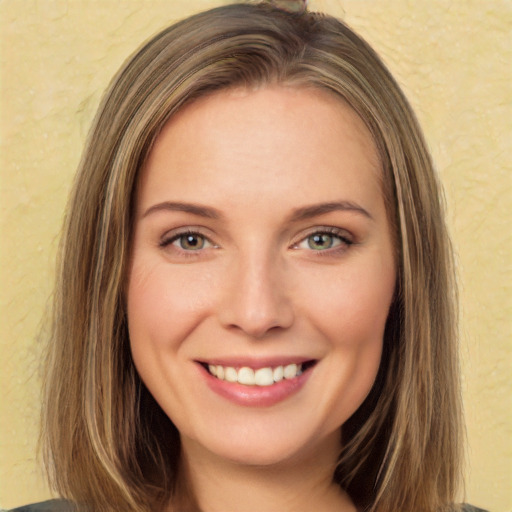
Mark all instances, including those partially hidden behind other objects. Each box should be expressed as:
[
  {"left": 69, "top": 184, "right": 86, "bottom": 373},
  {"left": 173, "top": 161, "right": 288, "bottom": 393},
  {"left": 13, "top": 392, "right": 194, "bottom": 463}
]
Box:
[
  {"left": 186, "top": 420, "right": 339, "bottom": 468},
  {"left": 218, "top": 443, "right": 300, "bottom": 467}
]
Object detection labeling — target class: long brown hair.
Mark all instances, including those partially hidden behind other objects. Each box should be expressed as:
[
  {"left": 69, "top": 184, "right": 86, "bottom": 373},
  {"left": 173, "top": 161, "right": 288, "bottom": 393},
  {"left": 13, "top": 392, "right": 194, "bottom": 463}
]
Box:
[{"left": 41, "top": 3, "right": 462, "bottom": 511}]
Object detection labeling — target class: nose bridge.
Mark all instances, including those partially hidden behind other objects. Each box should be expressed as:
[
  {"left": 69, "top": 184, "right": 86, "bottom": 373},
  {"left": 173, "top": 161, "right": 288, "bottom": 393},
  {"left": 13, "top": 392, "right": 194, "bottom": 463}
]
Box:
[{"left": 219, "top": 244, "right": 293, "bottom": 338}]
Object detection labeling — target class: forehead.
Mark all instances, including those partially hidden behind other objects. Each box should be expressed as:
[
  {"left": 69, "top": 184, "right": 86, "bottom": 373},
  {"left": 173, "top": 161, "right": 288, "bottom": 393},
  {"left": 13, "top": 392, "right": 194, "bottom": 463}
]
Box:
[
  {"left": 137, "top": 85, "right": 383, "bottom": 214},
  {"left": 159, "top": 85, "right": 379, "bottom": 163}
]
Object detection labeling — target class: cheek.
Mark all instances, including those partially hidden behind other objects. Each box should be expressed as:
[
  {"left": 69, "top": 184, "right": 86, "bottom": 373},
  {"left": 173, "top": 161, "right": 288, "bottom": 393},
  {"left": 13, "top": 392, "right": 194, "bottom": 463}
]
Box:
[
  {"left": 302, "top": 261, "right": 395, "bottom": 418},
  {"left": 307, "top": 263, "right": 395, "bottom": 346},
  {"left": 126, "top": 259, "right": 219, "bottom": 418},
  {"left": 126, "top": 259, "right": 215, "bottom": 349},
  {"left": 126, "top": 265, "right": 216, "bottom": 410}
]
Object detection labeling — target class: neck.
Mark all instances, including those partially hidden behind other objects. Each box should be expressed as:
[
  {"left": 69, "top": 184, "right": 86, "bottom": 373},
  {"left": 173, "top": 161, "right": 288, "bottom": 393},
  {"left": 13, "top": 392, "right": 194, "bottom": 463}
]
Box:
[{"left": 174, "top": 431, "right": 356, "bottom": 512}]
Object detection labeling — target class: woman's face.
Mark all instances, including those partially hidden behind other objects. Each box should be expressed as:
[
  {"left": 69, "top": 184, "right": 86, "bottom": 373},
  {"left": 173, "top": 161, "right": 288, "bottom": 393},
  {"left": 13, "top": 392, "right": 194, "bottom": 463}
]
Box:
[{"left": 127, "top": 86, "right": 396, "bottom": 467}]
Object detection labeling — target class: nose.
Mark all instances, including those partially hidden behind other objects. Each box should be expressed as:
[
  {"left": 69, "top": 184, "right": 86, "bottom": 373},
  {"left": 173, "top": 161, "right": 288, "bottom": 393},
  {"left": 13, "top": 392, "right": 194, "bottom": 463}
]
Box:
[{"left": 218, "top": 251, "right": 294, "bottom": 339}]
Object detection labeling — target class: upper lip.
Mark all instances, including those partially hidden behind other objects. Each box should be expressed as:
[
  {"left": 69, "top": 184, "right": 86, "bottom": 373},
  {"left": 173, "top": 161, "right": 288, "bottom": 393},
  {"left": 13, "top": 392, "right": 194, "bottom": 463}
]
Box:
[{"left": 196, "top": 356, "right": 316, "bottom": 370}]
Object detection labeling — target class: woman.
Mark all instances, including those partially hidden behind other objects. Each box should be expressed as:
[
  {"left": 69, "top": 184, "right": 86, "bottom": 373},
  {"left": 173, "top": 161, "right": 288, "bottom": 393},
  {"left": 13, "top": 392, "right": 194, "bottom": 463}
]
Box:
[{"left": 12, "top": 1, "right": 487, "bottom": 511}]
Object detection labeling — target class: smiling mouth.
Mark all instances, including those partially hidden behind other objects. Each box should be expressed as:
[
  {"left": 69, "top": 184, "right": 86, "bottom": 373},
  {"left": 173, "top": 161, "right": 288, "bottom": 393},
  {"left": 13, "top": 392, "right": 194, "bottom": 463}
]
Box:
[{"left": 200, "top": 360, "right": 317, "bottom": 387}]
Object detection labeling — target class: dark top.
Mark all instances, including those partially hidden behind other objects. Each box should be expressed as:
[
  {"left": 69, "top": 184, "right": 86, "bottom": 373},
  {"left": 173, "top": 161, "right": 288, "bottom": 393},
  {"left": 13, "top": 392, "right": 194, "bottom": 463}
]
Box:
[
  {"left": 9, "top": 501, "right": 73, "bottom": 512},
  {"left": 8, "top": 499, "right": 490, "bottom": 512}
]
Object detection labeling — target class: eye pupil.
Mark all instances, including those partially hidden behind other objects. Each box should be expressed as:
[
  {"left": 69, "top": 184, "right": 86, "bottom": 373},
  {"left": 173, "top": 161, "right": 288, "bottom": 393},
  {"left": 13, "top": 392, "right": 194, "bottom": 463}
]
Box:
[
  {"left": 308, "top": 233, "right": 333, "bottom": 250},
  {"left": 181, "top": 234, "right": 204, "bottom": 250}
]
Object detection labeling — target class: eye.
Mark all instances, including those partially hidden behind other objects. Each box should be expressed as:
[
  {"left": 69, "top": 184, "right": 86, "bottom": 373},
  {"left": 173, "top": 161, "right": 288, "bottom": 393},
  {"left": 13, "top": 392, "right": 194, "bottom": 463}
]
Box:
[
  {"left": 306, "top": 233, "right": 339, "bottom": 250},
  {"left": 160, "top": 231, "right": 215, "bottom": 251},
  {"left": 176, "top": 233, "right": 208, "bottom": 250},
  {"left": 294, "top": 228, "right": 353, "bottom": 252}
]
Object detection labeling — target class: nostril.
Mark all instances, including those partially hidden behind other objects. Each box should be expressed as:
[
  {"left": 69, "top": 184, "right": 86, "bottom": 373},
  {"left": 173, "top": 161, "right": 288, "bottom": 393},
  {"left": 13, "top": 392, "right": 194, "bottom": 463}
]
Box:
[{"left": 224, "top": 320, "right": 290, "bottom": 340}]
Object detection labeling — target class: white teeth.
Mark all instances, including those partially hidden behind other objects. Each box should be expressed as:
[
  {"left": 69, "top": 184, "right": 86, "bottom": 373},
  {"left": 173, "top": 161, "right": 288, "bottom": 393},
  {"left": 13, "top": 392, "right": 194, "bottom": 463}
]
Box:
[
  {"left": 284, "top": 363, "right": 298, "bottom": 379},
  {"left": 224, "top": 366, "right": 238, "bottom": 383},
  {"left": 254, "top": 367, "right": 274, "bottom": 386},
  {"left": 237, "top": 367, "right": 255, "bottom": 385},
  {"left": 207, "top": 363, "right": 304, "bottom": 386},
  {"left": 273, "top": 366, "right": 284, "bottom": 382}
]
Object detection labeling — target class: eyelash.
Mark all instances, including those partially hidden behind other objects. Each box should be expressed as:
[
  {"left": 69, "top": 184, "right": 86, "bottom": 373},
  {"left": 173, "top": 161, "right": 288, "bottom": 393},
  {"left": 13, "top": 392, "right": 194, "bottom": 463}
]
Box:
[
  {"left": 293, "top": 227, "right": 354, "bottom": 255},
  {"left": 159, "top": 227, "right": 354, "bottom": 257},
  {"left": 159, "top": 229, "right": 216, "bottom": 256}
]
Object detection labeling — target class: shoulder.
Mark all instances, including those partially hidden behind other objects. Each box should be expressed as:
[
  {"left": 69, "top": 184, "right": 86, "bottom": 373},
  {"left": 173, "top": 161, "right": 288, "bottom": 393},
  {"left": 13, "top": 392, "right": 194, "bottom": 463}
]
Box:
[
  {"left": 7, "top": 500, "right": 75, "bottom": 512},
  {"left": 461, "top": 505, "right": 489, "bottom": 512},
  {"left": 6, "top": 500, "right": 488, "bottom": 512}
]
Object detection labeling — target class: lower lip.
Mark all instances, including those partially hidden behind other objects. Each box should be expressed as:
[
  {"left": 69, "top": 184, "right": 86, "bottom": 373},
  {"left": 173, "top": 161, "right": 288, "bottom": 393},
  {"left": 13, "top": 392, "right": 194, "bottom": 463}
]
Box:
[{"left": 198, "top": 364, "right": 313, "bottom": 407}]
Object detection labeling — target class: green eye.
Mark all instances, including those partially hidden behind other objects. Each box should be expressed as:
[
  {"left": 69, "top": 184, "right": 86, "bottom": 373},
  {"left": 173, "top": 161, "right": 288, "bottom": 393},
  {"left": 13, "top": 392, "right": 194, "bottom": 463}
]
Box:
[
  {"left": 177, "top": 233, "right": 206, "bottom": 250},
  {"left": 307, "top": 233, "right": 337, "bottom": 250},
  {"left": 294, "top": 229, "right": 352, "bottom": 253},
  {"left": 160, "top": 229, "right": 217, "bottom": 254}
]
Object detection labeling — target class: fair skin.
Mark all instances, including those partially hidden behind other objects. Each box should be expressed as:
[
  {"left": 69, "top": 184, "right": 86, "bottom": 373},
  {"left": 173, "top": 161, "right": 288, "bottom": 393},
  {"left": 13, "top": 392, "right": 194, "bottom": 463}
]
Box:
[{"left": 127, "top": 86, "right": 396, "bottom": 512}]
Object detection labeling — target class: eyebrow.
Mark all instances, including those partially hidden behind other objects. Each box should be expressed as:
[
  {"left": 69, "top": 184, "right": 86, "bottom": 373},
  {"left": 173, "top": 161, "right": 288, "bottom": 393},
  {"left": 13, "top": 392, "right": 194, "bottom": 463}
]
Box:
[
  {"left": 142, "top": 201, "right": 222, "bottom": 219},
  {"left": 289, "top": 201, "right": 373, "bottom": 222},
  {"left": 142, "top": 200, "right": 372, "bottom": 222}
]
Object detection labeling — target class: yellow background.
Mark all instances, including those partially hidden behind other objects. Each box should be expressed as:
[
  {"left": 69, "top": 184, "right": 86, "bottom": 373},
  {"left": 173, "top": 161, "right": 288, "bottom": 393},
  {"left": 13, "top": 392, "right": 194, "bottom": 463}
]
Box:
[{"left": 1, "top": 1, "right": 510, "bottom": 510}]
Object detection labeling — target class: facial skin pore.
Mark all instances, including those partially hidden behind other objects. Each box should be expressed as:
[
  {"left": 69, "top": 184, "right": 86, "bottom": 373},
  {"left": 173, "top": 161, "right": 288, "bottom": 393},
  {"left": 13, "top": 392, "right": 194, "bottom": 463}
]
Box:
[{"left": 127, "top": 86, "right": 396, "bottom": 512}]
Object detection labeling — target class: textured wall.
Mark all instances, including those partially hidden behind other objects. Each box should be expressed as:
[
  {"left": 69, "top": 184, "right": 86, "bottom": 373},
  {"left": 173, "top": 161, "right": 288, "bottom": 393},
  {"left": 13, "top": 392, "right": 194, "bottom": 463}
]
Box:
[{"left": 0, "top": 0, "right": 510, "bottom": 510}]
